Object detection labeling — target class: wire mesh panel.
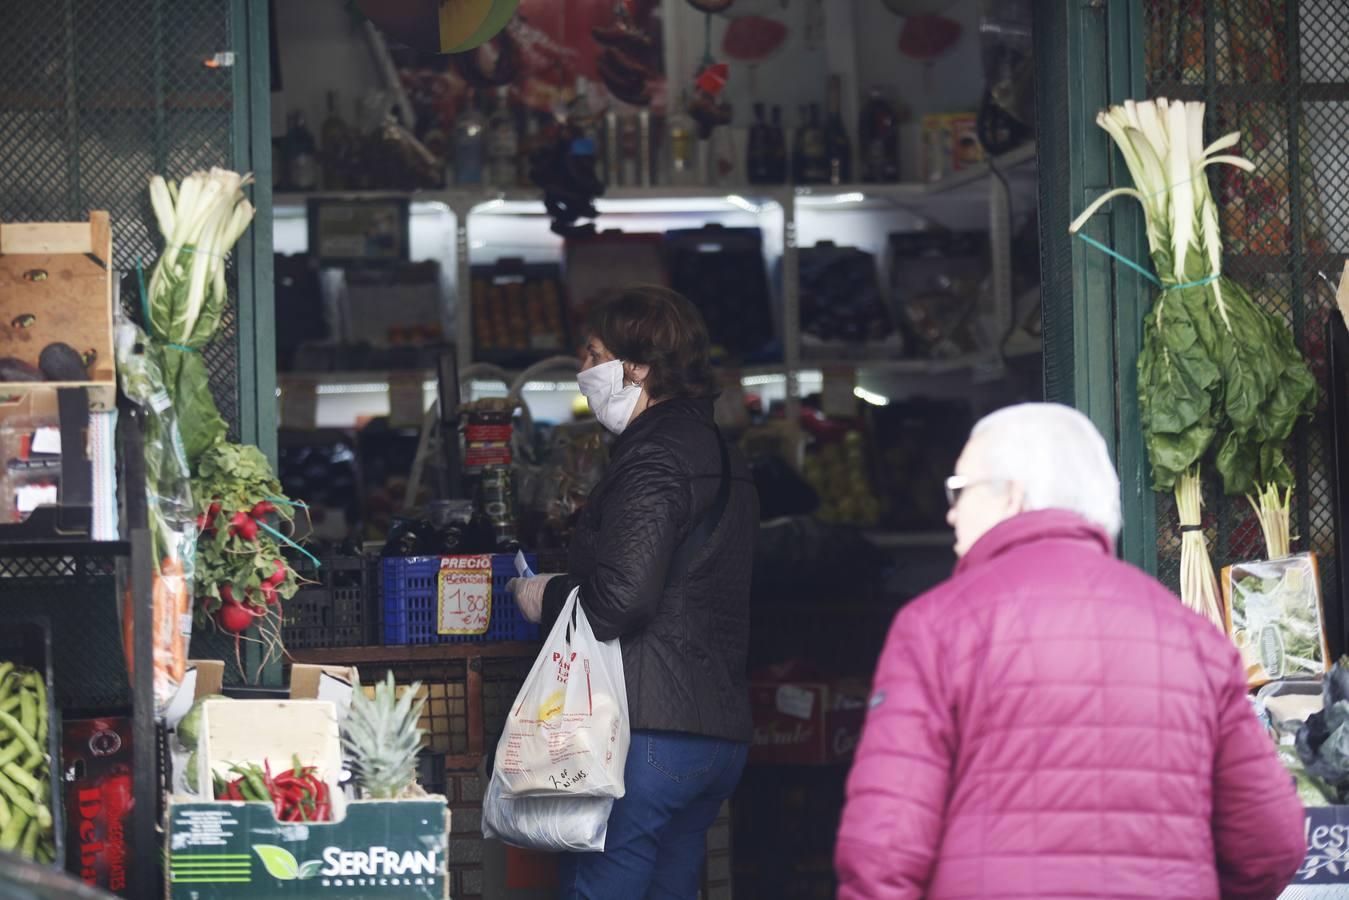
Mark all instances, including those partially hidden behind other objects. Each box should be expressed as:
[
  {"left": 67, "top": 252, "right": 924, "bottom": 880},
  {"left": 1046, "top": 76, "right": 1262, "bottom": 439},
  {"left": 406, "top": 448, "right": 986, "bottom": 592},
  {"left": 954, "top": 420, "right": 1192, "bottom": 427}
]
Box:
[
  {"left": 1144, "top": 1, "right": 1347, "bottom": 639},
  {"left": 0, "top": 0, "right": 242, "bottom": 436}
]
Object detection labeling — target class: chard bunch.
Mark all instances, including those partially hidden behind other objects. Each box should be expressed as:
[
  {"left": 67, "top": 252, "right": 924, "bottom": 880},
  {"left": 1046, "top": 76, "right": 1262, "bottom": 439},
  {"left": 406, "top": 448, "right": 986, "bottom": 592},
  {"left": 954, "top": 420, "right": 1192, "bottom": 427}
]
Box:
[{"left": 1070, "top": 98, "right": 1316, "bottom": 623}]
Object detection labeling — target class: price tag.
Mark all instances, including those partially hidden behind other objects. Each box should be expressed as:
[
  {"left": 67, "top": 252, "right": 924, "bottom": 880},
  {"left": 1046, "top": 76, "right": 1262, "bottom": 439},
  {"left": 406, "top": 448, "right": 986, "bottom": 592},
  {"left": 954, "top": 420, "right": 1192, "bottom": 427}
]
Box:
[
  {"left": 821, "top": 367, "right": 857, "bottom": 419},
  {"left": 775, "top": 684, "right": 817, "bottom": 721},
  {"left": 280, "top": 378, "right": 318, "bottom": 430},
  {"left": 388, "top": 374, "right": 427, "bottom": 429},
  {"left": 437, "top": 555, "right": 493, "bottom": 635}
]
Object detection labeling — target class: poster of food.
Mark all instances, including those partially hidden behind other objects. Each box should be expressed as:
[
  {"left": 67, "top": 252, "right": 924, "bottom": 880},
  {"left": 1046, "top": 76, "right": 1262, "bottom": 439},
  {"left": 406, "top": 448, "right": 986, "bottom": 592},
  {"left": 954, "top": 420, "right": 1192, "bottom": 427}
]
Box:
[
  {"left": 1222, "top": 553, "right": 1329, "bottom": 686},
  {"left": 396, "top": 0, "right": 667, "bottom": 134}
]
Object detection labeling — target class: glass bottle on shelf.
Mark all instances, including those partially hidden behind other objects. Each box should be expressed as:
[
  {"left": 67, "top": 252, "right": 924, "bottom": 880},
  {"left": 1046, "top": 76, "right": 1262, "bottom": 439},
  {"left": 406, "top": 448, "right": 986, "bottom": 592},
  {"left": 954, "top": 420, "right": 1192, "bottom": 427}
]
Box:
[
  {"left": 793, "top": 103, "right": 828, "bottom": 185},
  {"left": 283, "top": 110, "right": 319, "bottom": 192},
  {"left": 768, "top": 105, "right": 788, "bottom": 183},
  {"left": 518, "top": 111, "right": 541, "bottom": 188},
  {"left": 665, "top": 93, "right": 699, "bottom": 186},
  {"left": 859, "top": 86, "right": 899, "bottom": 182},
  {"left": 320, "top": 91, "right": 353, "bottom": 190},
  {"left": 825, "top": 75, "right": 852, "bottom": 185},
  {"left": 452, "top": 92, "right": 487, "bottom": 186},
  {"left": 487, "top": 87, "right": 520, "bottom": 188},
  {"left": 747, "top": 102, "right": 772, "bottom": 184}
]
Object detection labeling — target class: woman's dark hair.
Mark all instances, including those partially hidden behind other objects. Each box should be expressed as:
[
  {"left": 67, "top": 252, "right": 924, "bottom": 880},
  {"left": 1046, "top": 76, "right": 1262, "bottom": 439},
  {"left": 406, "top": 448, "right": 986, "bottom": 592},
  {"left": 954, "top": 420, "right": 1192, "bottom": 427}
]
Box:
[{"left": 586, "top": 285, "right": 717, "bottom": 400}]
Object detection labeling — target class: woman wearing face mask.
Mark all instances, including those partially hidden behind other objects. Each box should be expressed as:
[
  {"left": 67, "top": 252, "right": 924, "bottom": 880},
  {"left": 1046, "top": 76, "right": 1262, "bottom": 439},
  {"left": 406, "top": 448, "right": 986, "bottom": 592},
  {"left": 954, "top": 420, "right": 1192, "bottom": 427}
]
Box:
[{"left": 507, "top": 285, "right": 758, "bottom": 899}]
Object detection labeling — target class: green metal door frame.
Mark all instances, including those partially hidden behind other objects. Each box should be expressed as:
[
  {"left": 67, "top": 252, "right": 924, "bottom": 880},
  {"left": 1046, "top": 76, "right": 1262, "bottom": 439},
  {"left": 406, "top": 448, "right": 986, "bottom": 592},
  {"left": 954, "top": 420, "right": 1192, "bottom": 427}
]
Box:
[
  {"left": 1037, "top": 0, "right": 1154, "bottom": 573},
  {"left": 231, "top": 0, "right": 277, "bottom": 465}
]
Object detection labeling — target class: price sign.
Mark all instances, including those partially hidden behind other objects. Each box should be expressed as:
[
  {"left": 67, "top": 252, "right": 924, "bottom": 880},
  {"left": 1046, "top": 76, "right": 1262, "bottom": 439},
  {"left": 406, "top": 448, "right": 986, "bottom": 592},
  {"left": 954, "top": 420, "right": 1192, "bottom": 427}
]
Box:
[{"left": 437, "top": 555, "right": 493, "bottom": 635}]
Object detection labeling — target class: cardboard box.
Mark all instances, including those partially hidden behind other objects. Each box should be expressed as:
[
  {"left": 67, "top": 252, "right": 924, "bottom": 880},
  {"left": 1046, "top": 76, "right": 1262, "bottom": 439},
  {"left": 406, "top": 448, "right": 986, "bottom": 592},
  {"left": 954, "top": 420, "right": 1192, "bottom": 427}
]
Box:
[
  {"left": 62, "top": 717, "right": 133, "bottom": 896},
  {"left": 166, "top": 798, "right": 448, "bottom": 899},
  {"left": 749, "top": 664, "right": 868, "bottom": 766},
  {"left": 165, "top": 659, "right": 448, "bottom": 898},
  {"left": 0, "top": 213, "right": 116, "bottom": 410}
]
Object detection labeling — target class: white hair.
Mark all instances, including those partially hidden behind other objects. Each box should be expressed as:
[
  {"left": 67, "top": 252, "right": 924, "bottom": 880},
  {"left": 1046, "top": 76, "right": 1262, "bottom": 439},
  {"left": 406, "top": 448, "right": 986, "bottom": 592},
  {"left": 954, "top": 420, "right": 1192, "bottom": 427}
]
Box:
[{"left": 968, "top": 402, "right": 1122, "bottom": 537}]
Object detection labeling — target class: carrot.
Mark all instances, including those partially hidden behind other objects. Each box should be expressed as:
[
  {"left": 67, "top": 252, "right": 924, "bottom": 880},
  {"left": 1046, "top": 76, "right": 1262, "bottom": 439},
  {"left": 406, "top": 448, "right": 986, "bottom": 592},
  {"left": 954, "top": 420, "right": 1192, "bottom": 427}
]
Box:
[{"left": 123, "top": 555, "right": 190, "bottom": 707}]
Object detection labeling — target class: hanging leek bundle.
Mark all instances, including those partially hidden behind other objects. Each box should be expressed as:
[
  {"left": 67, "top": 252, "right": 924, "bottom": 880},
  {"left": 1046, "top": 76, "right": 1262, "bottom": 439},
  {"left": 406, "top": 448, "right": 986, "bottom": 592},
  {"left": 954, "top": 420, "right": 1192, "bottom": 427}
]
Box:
[{"left": 1070, "top": 98, "right": 1316, "bottom": 624}]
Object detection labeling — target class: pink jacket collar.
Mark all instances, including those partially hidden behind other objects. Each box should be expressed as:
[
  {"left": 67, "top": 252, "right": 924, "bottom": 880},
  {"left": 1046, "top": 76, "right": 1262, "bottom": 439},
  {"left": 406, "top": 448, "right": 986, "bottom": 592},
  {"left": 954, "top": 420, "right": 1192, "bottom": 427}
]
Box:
[{"left": 955, "top": 509, "right": 1114, "bottom": 576}]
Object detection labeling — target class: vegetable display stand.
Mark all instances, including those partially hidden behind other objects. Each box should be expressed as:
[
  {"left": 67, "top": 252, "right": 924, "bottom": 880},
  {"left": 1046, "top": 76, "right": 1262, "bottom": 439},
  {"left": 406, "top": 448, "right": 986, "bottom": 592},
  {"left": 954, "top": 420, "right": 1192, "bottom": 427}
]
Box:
[{"left": 0, "top": 398, "right": 157, "bottom": 898}]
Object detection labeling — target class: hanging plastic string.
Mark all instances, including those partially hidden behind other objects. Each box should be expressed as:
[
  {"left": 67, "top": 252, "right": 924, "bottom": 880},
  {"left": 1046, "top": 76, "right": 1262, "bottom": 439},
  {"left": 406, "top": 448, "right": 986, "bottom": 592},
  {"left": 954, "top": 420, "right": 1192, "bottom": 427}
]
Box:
[
  {"left": 1073, "top": 232, "right": 1220, "bottom": 292},
  {"left": 136, "top": 255, "right": 198, "bottom": 353},
  {"left": 265, "top": 495, "right": 310, "bottom": 510},
  {"left": 257, "top": 519, "right": 322, "bottom": 569}
]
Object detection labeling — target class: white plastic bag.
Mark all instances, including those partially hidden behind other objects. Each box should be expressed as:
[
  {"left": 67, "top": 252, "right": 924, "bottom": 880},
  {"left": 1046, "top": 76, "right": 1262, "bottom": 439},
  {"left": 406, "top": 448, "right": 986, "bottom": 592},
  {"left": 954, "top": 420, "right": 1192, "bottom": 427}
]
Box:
[
  {"left": 493, "top": 587, "right": 630, "bottom": 799},
  {"left": 481, "top": 771, "right": 613, "bottom": 852}
]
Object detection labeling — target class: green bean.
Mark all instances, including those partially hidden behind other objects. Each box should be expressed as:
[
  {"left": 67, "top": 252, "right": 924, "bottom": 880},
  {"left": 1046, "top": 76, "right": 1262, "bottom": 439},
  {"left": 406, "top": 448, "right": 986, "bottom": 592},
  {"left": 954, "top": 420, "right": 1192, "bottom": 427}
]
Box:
[
  {"left": 0, "top": 771, "right": 34, "bottom": 818},
  {"left": 0, "top": 695, "right": 20, "bottom": 715},
  {"left": 18, "top": 691, "right": 35, "bottom": 738},
  {"left": 27, "top": 676, "right": 45, "bottom": 747},
  {"left": 33, "top": 803, "right": 50, "bottom": 831},
  {"left": 0, "top": 792, "right": 9, "bottom": 828},
  {"left": 19, "top": 817, "right": 37, "bottom": 859},
  {"left": 21, "top": 752, "right": 43, "bottom": 773},
  {"left": 0, "top": 807, "right": 27, "bottom": 851},
  {"left": 3, "top": 764, "right": 39, "bottom": 799},
  {"left": 0, "top": 712, "right": 38, "bottom": 759},
  {"left": 0, "top": 666, "right": 15, "bottom": 704}
]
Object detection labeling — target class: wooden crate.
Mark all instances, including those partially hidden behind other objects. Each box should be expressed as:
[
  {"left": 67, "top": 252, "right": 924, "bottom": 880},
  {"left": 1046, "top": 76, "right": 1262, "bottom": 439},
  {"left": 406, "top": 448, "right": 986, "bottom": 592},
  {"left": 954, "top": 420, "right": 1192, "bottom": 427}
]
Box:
[{"left": 0, "top": 212, "right": 116, "bottom": 410}]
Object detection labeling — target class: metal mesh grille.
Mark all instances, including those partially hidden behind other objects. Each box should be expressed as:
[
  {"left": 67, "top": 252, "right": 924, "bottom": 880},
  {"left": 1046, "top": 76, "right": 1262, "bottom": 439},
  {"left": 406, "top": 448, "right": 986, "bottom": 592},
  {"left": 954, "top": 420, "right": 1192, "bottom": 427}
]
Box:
[
  {"left": 0, "top": 0, "right": 241, "bottom": 438},
  {"left": 1144, "top": 1, "right": 1346, "bottom": 632}
]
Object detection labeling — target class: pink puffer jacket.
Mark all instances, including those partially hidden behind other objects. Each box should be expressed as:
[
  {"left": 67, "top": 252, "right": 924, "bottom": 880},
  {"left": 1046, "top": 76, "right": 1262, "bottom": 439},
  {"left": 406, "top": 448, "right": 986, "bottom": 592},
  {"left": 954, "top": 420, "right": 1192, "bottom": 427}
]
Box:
[{"left": 835, "top": 510, "right": 1306, "bottom": 900}]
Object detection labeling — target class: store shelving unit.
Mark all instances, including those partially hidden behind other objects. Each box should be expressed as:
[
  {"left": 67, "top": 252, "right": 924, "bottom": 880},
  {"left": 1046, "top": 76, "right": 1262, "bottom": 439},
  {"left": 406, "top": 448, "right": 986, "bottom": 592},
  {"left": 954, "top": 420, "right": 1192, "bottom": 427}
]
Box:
[{"left": 274, "top": 141, "right": 1039, "bottom": 422}]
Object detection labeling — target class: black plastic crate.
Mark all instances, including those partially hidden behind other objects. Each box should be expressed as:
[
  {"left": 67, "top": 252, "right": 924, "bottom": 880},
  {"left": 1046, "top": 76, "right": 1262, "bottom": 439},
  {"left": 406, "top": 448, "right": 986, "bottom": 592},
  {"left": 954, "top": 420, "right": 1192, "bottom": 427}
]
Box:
[{"left": 282, "top": 556, "right": 380, "bottom": 650}]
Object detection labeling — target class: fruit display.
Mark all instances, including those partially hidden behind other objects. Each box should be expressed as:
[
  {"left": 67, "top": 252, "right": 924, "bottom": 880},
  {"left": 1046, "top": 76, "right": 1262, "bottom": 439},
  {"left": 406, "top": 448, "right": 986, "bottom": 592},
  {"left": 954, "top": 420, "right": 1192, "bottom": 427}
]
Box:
[
  {"left": 344, "top": 672, "right": 428, "bottom": 800},
  {"left": 471, "top": 261, "right": 569, "bottom": 365},
  {"left": 0, "top": 661, "right": 57, "bottom": 863},
  {"left": 801, "top": 427, "right": 882, "bottom": 528}
]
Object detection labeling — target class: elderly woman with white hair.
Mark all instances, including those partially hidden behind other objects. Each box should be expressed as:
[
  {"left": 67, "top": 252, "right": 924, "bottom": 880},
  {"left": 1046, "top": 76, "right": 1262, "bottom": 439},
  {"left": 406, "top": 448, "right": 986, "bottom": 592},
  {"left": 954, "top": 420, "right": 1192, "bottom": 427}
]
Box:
[{"left": 835, "top": 403, "right": 1306, "bottom": 900}]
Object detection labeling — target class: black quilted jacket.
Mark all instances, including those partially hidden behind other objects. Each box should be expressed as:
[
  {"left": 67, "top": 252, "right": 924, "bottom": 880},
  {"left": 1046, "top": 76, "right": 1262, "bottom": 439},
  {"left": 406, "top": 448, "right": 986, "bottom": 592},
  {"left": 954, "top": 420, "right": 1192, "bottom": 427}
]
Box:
[{"left": 540, "top": 396, "right": 757, "bottom": 742}]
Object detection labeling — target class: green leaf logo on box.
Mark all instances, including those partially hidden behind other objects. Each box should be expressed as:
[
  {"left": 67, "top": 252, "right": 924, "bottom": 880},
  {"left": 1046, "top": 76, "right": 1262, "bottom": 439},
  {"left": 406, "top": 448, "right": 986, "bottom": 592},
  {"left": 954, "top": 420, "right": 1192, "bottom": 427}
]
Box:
[{"left": 253, "top": 845, "right": 323, "bottom": 881}]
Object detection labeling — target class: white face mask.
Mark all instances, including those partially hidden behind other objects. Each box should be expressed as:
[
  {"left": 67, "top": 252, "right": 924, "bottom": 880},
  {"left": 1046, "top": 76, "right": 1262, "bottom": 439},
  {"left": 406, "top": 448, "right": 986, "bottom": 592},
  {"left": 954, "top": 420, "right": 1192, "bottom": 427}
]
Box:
[{"left": 577, "top": 358, "right": 642, "bottom": 434}]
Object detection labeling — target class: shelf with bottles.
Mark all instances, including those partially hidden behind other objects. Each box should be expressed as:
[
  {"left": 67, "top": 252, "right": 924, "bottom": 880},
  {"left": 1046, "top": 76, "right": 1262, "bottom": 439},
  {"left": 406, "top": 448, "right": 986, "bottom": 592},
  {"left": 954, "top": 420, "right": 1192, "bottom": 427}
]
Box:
[{"left": 272, "top": 140, "right": 1035, "bottom": 216}]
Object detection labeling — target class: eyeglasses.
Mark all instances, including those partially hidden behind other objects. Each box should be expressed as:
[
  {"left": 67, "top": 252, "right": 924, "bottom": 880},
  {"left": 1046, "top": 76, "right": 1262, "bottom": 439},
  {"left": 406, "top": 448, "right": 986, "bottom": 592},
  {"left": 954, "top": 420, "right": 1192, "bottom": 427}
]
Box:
[{"left": 944, "top": 475, "right": 1010, "bottom": 507}]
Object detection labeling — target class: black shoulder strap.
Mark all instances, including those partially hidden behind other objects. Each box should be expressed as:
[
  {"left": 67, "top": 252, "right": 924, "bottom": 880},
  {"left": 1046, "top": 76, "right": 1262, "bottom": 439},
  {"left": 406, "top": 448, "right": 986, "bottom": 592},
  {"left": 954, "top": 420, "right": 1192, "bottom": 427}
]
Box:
[{"left": 666, "top": 425, "right": 732, "bottom": 580}]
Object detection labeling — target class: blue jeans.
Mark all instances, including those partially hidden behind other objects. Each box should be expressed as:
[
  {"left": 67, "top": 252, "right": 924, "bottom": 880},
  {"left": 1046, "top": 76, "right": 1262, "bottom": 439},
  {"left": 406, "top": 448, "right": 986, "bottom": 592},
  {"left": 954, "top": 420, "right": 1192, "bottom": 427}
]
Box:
[{"left": 558, "top": 730, "right": 748, "bottom": 899}]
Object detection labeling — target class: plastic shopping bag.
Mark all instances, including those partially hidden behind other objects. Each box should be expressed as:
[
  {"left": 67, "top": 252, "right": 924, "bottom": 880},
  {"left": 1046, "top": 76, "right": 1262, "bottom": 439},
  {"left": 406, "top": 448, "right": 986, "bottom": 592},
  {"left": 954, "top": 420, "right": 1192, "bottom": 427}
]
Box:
[
  {"left": 481, "top": 770, "right": 613, "bottom": 852},
  {"left": 492, "top": 587, "right": 630, "bottom": 799}
]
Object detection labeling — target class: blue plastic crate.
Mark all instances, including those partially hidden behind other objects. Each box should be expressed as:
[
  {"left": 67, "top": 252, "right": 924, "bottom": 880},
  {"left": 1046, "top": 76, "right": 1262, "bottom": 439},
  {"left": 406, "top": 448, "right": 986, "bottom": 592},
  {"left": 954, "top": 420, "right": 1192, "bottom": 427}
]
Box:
[{"left": 382, "top": 553, "right": 542, "bottom": 644}]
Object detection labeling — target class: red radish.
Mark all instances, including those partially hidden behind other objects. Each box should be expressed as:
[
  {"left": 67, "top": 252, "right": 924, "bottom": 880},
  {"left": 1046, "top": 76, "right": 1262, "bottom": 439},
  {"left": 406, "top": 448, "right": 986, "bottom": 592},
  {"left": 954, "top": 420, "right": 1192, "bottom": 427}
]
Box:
[
  {"left": 262, "top": 559, "right": 286, "bottom": 588},
  {"left": 237, "top": 518, "right": 259, "bottom": 541},
  {"left": 220, "top": 583, "right": 236, "bottom": 604},
  {"left": 208, "top": 501, "right": 222, "bottom": 520},
  {"left": 260, "top": 584, "right": 277, "bottom": 605},
  {"left": 217, "top": 600, "right": 255, "bottom": 634},
  {"left": 251, "top": 500, "right": 276, "bottom": 518}
]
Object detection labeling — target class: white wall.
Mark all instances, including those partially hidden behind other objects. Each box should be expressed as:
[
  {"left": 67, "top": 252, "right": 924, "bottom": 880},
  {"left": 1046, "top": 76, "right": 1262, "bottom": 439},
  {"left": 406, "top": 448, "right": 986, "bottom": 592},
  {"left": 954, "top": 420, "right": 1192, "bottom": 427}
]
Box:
[{"left": 272, "top": 0, "right": 382, "bottom": 135}]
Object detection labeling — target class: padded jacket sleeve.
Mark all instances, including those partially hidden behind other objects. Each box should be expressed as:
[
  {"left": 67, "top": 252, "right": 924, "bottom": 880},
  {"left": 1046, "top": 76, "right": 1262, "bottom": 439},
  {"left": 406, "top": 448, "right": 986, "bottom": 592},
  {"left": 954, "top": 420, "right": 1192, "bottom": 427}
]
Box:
[
  {"left": 1210, "top": 643, "right": 1307, "bottom": 900},
  {"left": 835, "top": 607, "right": 954, "bottom": 900},
  {"left": 541, "top": 441, "right": 691, "bottom": 643}
]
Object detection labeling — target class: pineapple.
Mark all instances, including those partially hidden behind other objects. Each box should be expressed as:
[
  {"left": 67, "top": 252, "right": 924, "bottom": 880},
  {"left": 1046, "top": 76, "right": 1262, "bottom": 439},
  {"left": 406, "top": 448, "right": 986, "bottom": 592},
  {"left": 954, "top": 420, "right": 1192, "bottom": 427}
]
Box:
[{"left": 342, "top": 671, "right": 427, "bottom": 799}]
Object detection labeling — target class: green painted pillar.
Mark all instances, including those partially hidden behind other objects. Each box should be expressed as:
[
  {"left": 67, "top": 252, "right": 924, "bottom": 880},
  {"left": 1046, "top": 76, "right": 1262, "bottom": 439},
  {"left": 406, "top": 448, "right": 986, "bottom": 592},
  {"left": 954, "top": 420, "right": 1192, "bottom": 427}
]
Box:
[{"left": 1035, "top": 0, "right": 1154, "bottom": 573}]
